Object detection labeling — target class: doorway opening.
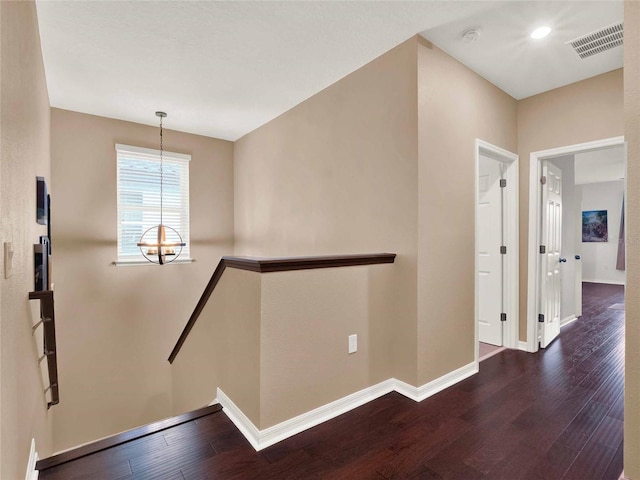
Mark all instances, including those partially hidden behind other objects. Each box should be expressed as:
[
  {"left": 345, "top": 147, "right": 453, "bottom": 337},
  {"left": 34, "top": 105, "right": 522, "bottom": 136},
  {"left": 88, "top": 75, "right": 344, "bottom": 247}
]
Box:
[
  {"left": 526, "top": 136, "right": 626, "bottom": 352},
  {"left": 475, "top": 140, "right": 519, "bottom": 365}
]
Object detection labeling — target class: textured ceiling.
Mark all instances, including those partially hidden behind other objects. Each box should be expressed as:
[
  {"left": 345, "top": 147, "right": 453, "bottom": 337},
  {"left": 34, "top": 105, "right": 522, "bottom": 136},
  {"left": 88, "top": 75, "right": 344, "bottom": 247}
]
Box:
[
  {"left": 36, "top": 1, "right": 623, "bottom": 141},
  {"left": 422, "top": 0, "right": 623, "bottom": 100}
]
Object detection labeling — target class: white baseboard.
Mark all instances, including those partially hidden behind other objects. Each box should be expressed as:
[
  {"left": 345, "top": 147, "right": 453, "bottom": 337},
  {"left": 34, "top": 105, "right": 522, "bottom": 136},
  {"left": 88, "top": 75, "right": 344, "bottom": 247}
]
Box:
[
  {"left": 394, "top": 361, "right": 478, "bottom": 402},
  {"left": 518, "top": 341, "right": 531, "bottom": 352},
  {"left": 217, "top": 361, "right": 478, "bottom": 451},
  {"left": 561, "top": 315, "right": 579, "bottom": 328},
  {"left": 216, "top": 389, "right": 263, "bottom": 450},
  {"left": 583, "top": 279, "right": 625, "bottom": 286},
  {"left": 25, "top": 439, "right": 39, "bottom": 480},
  {"left": 478, "top": 347, "right": 507, "bottom": 363},
  {"left": 218, "top": 380, "right": 396, "bottom": 451}
]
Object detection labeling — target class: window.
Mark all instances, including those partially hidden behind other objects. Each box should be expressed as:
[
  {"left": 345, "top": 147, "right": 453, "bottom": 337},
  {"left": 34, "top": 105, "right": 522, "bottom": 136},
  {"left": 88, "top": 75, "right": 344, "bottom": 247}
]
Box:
[{"left": 115, "top": 144, "right": 191, "bottom": 264}]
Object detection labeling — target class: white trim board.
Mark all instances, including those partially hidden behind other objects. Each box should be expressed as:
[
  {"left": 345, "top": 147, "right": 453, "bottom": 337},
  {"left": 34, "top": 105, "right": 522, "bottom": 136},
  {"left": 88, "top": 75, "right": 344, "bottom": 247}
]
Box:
[
  {"left": 478, "top": 346, "right": 507, "bottom": 362},
  {"left": 218, "top": 381, "right": 395, "bottom": 451},
  {"left": 526, "top": 136, "right": 625, "bottom": 353},
  {"left": 560, "top": 315, "right": 579, "bottom": 328},
  {"left": 582, "top": 279, "right": 625, "bottom": 286},
  {"left": 25, "top": 439, "right": 39, "bottom": 480},
  {"left": 114, "top": 143, "right": 191, "bottom": 162},
  {"left": 394, "top": 362, "right": 478, "bottom": 402},
  {"left": 217, "top": 361, "right": 478, "bottom": 451}
]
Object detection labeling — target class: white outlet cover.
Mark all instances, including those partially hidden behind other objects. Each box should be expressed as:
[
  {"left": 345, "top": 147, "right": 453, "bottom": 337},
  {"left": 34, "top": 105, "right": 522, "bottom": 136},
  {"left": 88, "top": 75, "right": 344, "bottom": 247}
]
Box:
[
  {"left": 4, "top": 242, "right": 14, "bottom": 279},
  {"left": 348, "top": 334, "right": 358, "bottom": 354}
]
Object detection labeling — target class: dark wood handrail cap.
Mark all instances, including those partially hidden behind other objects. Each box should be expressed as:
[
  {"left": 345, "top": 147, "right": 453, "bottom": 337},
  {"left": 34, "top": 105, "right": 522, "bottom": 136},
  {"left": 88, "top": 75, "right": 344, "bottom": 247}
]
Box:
[{"left": 222, "top": 253, "right": 396, "bottom": 272}]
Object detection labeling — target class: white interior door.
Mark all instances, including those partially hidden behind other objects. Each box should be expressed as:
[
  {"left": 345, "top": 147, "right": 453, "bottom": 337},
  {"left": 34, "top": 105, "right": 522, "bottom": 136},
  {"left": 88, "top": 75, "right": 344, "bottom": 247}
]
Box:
[
  {"left": 540, "top": 161, "right": 563, "bottom": 348},
  {"left": 478, "top": 155, "right": 503, "bottom": 346},
  {"left": 574, "top": 187, "right": 583, "bottom": 317}
]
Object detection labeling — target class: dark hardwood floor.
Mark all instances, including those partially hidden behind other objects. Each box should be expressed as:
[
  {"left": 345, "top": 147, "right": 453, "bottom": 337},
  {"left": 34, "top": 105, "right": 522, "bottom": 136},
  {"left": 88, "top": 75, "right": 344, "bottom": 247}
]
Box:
[{"left": 39, "top": 282, "right": 624, "bottom": 479}]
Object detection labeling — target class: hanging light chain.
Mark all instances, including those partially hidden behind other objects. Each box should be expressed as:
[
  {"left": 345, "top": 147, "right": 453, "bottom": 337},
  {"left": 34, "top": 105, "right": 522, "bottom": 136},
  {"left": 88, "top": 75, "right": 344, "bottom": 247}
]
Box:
[
  {"left": 136, "top": 111, "right": 184, "bottom": 265},
  {"left": 159, "top": 113, "right": 164, "bottom": 226}
]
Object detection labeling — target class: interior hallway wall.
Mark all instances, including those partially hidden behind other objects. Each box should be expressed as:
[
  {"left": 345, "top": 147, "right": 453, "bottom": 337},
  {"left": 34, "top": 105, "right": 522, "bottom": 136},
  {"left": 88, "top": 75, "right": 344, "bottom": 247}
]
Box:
[
  {"left": 50, "top": 109, "right": 234, "bottom": 452},
  {"left": 417, "top": 40, "right": 517, "bottom": 384},
  {"left": 624, "top": 2, "right": 640, "bottom": 474},
  {"left": 579, "top": 180, "right": 625, "bottom": 285},
  {"left": 234, "top": 38, "right": 420, "bottom": 388},
  {"left": 0, "top": 1, "right": 54, "bottom": 477},
  {"left": 517, "top": 69, "right": 624, "bottom": 342}
]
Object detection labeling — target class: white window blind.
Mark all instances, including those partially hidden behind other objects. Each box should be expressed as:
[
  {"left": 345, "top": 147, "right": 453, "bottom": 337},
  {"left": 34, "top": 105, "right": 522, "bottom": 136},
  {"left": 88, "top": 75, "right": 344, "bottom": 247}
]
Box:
[{"left": 116, "top": 144, "right": 191, "bottom": 264}]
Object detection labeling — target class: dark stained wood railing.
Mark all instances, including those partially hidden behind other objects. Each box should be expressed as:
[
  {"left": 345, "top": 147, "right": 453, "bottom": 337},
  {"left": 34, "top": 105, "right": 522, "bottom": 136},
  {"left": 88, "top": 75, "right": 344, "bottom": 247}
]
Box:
[
  {"left": 168, "top": 253, "right": 396, "bottom": 364},
  {"left": 29, "top": 290, "right": 59, "bottom": 408}
]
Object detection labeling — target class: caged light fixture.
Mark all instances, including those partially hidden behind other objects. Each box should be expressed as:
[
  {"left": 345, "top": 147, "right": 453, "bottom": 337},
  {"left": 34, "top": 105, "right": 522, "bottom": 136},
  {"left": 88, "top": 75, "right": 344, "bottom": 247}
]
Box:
[{"left": 137, "top": 112, "right": 185, "bottom": 264}]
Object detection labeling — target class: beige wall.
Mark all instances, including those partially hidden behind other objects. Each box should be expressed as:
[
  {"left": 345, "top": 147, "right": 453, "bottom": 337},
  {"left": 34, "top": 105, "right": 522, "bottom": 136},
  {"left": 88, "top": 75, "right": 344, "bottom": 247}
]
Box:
[
  {"left": 517, "top": 70, "right": 624, "bottom": 341},
  {"left": 172, "top": 268, "right": 261, "bottom": 424},
  {"left": 416, "top": 41, "right": 517, "bottom": 384},
  {"left": 234, "top": 38, "right": 420, "bottom": 385},
  {"left": 50, "top": 109, "right": 234, "bottom": 451},
  {"left": 624, "top": 2, "right": 640, "bottom": 478},
  {"left": 260, "top": 267, "right": 372, "bottom": 428},
  {"left": 0, "top": 1, "right": 54, "bottom": 477}
]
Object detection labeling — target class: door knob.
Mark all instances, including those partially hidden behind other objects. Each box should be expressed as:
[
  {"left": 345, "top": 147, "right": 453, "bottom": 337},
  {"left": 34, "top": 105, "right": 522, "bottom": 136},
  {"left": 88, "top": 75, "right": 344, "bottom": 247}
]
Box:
[
  {"left": 575, "top": 255, "right": 581, "bottom": 260},
  {"left": 559, "top": 258, "right": 567, "bottom": 263}
]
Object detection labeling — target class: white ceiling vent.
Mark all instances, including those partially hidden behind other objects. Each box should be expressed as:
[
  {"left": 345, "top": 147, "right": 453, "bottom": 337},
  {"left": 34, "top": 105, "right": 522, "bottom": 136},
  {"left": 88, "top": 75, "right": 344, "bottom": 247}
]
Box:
[{"left": 567, "top": 22, "right": 623, "bottom": 59}]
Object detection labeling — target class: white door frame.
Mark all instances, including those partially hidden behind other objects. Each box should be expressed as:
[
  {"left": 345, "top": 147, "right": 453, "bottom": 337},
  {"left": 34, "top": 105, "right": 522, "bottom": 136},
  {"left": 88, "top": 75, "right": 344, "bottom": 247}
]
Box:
[
  {"left": 475, "top": 139, "right": 519, "bottom": 364},
  {"left": 525, "top": 136, "right": 626, "bottom": 353}
]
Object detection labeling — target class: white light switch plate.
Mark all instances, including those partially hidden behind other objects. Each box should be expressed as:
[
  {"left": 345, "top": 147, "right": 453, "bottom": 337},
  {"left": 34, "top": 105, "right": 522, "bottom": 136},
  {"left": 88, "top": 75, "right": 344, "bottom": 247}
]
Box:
[
  {"left": 348, "top": 334, "right": 358, "bottom": 354},
  {"left": 4, "top": 242, "right": 14, "bottom": 279}
]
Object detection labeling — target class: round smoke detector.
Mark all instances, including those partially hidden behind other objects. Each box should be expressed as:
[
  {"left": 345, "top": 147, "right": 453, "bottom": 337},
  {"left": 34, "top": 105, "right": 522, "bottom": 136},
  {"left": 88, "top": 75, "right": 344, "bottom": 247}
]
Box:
[{"left": 461, "top": 28, "right": 481, "bottom": 43}]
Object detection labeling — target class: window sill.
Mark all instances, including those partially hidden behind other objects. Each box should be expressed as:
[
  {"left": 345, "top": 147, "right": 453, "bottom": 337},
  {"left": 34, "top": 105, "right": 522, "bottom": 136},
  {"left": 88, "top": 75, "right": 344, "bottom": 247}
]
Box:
[{"left": 113, "top": 258, "right": 195, "bottom": 267}]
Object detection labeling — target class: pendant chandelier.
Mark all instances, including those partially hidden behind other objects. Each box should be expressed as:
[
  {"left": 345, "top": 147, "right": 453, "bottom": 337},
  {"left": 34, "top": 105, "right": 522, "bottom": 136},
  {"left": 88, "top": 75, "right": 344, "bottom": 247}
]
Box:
[{"left": 137, "top": 111, "right": 185, "bottom": 265}]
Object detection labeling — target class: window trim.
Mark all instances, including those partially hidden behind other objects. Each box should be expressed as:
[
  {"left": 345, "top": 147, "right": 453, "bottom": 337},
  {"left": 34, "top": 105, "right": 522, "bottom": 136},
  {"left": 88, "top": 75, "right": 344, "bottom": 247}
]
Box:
[
  {"left": 115, "top": 143, "right": 192, "bottom": 266},
  {"left": 115, "top": 144, "right": 191, "bottom": 163},
  {"left": 113, "top": 258, "right": 194, "bottom": 267}
]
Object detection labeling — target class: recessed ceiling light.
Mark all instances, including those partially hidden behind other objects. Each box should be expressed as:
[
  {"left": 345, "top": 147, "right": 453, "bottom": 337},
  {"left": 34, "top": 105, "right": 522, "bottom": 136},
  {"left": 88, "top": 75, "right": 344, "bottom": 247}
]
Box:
[{"left": 531, "top": 26, "right": 551, "bottom": 39}]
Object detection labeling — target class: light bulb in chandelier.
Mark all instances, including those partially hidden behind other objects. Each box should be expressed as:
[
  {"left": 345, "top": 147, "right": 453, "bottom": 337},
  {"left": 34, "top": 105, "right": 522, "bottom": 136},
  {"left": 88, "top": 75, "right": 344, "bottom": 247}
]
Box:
[{"left": 137, "top": 112, "right": 186, "bottom": 265}]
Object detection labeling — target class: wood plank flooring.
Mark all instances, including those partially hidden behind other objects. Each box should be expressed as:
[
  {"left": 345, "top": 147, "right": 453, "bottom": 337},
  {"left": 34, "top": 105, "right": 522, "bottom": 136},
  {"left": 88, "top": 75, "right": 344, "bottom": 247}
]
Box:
[{"left": 39, "top": 282, "right": 624, "bottom": 479}]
